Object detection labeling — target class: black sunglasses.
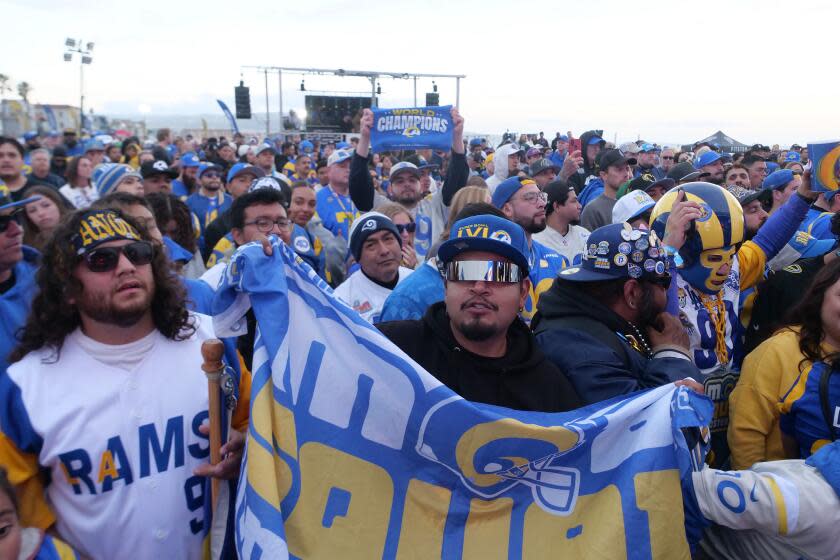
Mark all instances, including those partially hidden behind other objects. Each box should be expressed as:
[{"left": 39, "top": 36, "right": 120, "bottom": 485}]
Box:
[
  {"left": 0, "top": 209, "right": 23, "bottom": 233},
  {"left": 82, "top": 241, "right": 154, "bottom": 272},
  {"left": 644, "top": 272, "right": 672, "bottom": 289},
  {"left": 395, "top": 223, "right": 416, "bottom": 234}
]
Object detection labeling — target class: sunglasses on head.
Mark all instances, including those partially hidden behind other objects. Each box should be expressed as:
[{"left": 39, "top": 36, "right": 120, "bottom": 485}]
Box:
[
  {"left": 395, "top": 223, "right": 416, "bottom": 234},
  {"left": 81, "top": 241, "right": 154, "bottom": 272},
  {"left": 0, "top": 209, "right": 23, "bottom": 233}
]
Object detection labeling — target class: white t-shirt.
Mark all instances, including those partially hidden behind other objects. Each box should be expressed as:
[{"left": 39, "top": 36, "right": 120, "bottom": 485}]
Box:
[
  {"left": 5, "top": 314, "right": 217, "bottom": 560},
  {"left": 59, "top": 183, "right": 99, "bottom": 209},
  {"left": 532, "top": 224, "right": 590, "bottom": 266},
  {"left": 334, "top": 266, "right": 413, "bottom": 323}
]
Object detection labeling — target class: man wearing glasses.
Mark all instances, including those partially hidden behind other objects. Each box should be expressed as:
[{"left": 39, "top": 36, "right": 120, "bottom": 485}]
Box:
[
  {"left": 491, "top": 176, "right": 569, "bottom": 323},
  {"left": 0, "top": 194, "right": 41, "bottom": 374},
  {"left": 378, "top": 214, "right": 582, "bottom": 412},
  {"left": 0, "top": 209, "right": 245, "bottom": 559},
  {"left": 334, "top": 211, "right": 413, "bottom": 324},
  {"left": 659, "top": 147, "right": 677, "bottom": 174},
  {"left": 533, "top": 223, "right": 700, "bottom": 405},
  {"left": 186, "top": 163, "right": 232, "bottom": 241}
]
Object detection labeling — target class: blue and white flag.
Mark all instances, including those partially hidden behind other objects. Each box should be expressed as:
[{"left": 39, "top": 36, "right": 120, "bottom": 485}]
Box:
[
  {"left": 213, "top": 237, "right": 713, "bottom": 560},
  {"left": 217, "top": 99, "right": 240, "bottom": 134},
  {"left": 42, "top": 105, "right": 58, "bottom": 132},
  {"left": 370, "top": 105, "right": 453, "bottom": 152}
]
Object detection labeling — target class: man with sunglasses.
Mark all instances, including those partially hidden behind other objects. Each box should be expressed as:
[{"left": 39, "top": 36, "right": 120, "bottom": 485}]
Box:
[
  {"left": 533, "top": 223, "right": 700, "bottom": 405},
  {"left": 0, "top": 194, "right": 41, "bottom": 374},
  {"left": 659, "top": 147, "right": 676, "bottom": 174},
  {"left": 492, "top": 176, "right": 569, "bottom": 323},
  {"left": 334, "top": 211, "right": 413, "bottom": 324},
  {"left": 186, "top": 163, "right": 232, "bottom": 246},
  {"left": 0, "top": 209, "right": 247, "bottom": 559},
  {"left": 378, "top": 214, "right": 581, "bottom": 412}
]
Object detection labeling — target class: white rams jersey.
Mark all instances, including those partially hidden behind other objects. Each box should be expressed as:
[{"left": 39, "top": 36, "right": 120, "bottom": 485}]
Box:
[
  {"left": 0, "top": 314, "right": 218, "bottom": 560},
  {"left": 692, "top": 460, "right": 840, "bottom": 560},
  {"left": 333, "top": 267, "right": 413, "bottom": 323}
]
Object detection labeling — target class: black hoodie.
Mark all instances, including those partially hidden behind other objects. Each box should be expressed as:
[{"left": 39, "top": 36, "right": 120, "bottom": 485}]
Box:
[
  {"left": 567, "top": 130, "right": 604, "bottom": 194},
  {"left": 377, "top": 302, "right": 581, "bottom": 412},
  {"left": 533, "top": 279, "right": 698, "bottom": 405}
]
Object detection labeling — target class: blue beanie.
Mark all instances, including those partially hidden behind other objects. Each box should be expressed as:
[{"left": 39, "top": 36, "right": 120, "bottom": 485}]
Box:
[
  {"left": 93, "top": 163, "right": 142, "bottom": 197},
  {"left": 348, "top": 211, "right": 402, "bottom": 261}
]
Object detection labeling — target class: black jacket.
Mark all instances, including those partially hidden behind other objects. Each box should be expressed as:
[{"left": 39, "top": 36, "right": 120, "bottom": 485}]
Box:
[
  {"left": 377, "top": 302, "right": 582, "bottom": 412},
  {"left": 567, "top": 130, "right": 602, "bottom": 194},
  {"left": 533, "top": 279, "right": 699, "bottom": 405}
]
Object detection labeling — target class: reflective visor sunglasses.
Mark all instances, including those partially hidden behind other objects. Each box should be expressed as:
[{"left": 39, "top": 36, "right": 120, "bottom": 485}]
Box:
[
  {"left": 395, "top": 222, "right": 416, "bottom": 234},
  {"left": 441, "top": 260, "right": 523, "bottom": 283},
  {"left": 0, "top": 209, "right": 23, "bottom": 233},
  {"left": 81, "top": 241, "right": 154, "bottom": 272}
]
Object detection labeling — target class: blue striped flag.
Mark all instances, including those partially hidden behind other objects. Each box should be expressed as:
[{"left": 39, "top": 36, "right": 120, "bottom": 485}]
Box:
[
  {"left": 213, "top": 237, "right": 713, "bottom": 559},
  {"left": 217, "top": 99, "right": 240, "bottom": 134}
]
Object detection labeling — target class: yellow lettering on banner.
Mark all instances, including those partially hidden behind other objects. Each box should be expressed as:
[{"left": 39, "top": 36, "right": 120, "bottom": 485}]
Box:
[
  {"left": 634, "top": 470, "right": 690, "bottom": 559},
  {"left": 247, "top": 385, "right": 296, "bottom": 505},
  {"left": 286, "top": 442, "right": 393, "bottom": 559},
  {"left": 88, "top": 214, "right": 115, "bottom": 239},
  {"left": 522, "top": 485, "right": 626, "bottom": 559},
  {"left": 462, "top": 497, "right": 513, "bottom": 559},
  {"left": 395, "top": 479, "right": 452, "bottom": 559},
  {"left": 97, "top": 450, "right": 118, "bottom": 483}
]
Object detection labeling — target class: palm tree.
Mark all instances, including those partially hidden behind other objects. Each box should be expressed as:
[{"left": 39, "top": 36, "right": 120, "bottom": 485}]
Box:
[
  {"left": 0, "top": 74, "right": 10, "bottom": 98},
  {"left": 17, "top": 81, "right": 31, "bottom": 103}
]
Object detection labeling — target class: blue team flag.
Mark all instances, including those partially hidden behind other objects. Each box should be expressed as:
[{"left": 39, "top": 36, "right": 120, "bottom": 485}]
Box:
[
  {"left": 217, "top": 99, "right": 241, "bottom": 134},
  {"left": 213, "top": 237, "right": 713, "bottom": 560},
  {"left": 370, "top": 105, "right": 453, "bottom": 152}
]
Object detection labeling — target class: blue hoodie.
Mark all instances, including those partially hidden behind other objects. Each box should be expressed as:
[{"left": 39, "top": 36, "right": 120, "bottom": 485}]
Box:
[{"left": 0, "top": 247, "right": 40, "bottom": 374}]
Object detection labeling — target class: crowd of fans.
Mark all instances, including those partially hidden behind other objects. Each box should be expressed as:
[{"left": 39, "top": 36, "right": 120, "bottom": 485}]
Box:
[{"left": 1, "top": 114, "right": 840, "bottom": 559}]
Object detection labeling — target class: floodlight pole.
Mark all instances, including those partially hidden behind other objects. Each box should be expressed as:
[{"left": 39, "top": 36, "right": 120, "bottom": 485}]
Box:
[
  {"left": 64, "top": 38, "right": 94, "bottom": 135},
  {"left": 413, "top": 76, "right": 417, "bottom": 107},
  {"left": 79, "top": 62, "right": 85, "bottom": 134},
  {"left": 264, "top": 69, "right": 270, "bottom": 136},
  {"left": 278, "top": 69, "right": 283, "bottom": 132}
]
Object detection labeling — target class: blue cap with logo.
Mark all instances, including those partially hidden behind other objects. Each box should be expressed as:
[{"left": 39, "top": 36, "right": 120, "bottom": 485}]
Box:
[
  {"left": 491, "top": 177, "right": 538, "bottom": 209},
  {"left": 438, "top": 214, "right": 530, "bottom": 273},
  {"left": 784, "top": 151, "right": 801, "bottom": 163},
  {"left": 180, "top": 152, "right": 201, "bottom": 168},
  {"left": 227, "top": 162, "right": 265, "bottom": 183},
  {"left": 763, "top": 169, "right": 795, "bottom": 190},
  {"left": 558, "top": 223, "right": 668, "bottom": 282},
  {"left": 84, "top": 139, "right": 106, "bottom": 153},
  {"left": 639, "top": 143, "right": 660, "bottom": 153},
  {"left": 788, "top": 230, "right": 836, "bottom": 259},
  {"left": 336, "top": 141, "right": 351, "bottom": 150},
  {"left": 693, "top": 151, "right": 723, "bottom": 169}
]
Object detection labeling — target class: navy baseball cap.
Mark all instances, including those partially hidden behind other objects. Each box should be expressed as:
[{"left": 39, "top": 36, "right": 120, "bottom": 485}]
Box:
[
  {"left": 438, "top": 214, "right": 530, "bottom": 273},
  {"left": 227, "top": 163, "right": 265, "bottom": 183},
  {"left": 558, "top": 223, "right": 668, "bottom": 282},
  {"left": 694, "top": 152, "right": 723, "bottom": 169},
  {"left": 491, "top": 177, "right": 538, "bottom": 208},
  {"left": 763, "top": 169, "right": 795, "bottom": 190},
  {"left": 587, "top": 135, "right": 605, "bottom": 145},
  {"left": 198, "top": 162, "right": 223, "bottom": 178},
  {"left": 469, "top": 138, "right": 483, "bottom": 147}
]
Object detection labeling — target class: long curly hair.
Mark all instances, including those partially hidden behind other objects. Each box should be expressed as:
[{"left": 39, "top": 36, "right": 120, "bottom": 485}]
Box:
[
  {"left": 783, "top": 258, "right": 840, "bottom": 371},
  {"left": 9, "top": 209, "right": 195, "bottom": 364},
  {"left": 145, "top": 192, "right": 197, "bottom": 254}
]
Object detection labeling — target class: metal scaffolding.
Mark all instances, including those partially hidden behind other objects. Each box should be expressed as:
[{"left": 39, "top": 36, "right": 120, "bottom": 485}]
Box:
[{"left": 239, "top": 66, "right": 466, "bottom": 135}]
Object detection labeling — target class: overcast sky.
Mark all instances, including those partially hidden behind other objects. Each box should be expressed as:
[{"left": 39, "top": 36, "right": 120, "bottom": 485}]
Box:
[{"left": 2, "top": 0, "right": 837, "bottom": 145}]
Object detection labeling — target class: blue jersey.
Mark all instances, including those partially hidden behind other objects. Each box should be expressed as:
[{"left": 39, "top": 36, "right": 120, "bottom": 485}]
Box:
[
  {"left": 186, "top": 191, "right": 232, "bottom": 236},
  {"left": 522, "top": 240, "right": 569, "bottom": 323},
  {"left": 315, "top": 186, "right": 359, "bottom": 240},
  {"left": 171, "top": 179, "right": 190, "bottom": 199},
  {"left": 290, "top": 224, "right": 325, "bottom": 279},
  {"left": 780, "top": 361, "right": 840, "bottom": 458},
  {"left": 380, "top": 261, "right": 445, "bottom": 322}
]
